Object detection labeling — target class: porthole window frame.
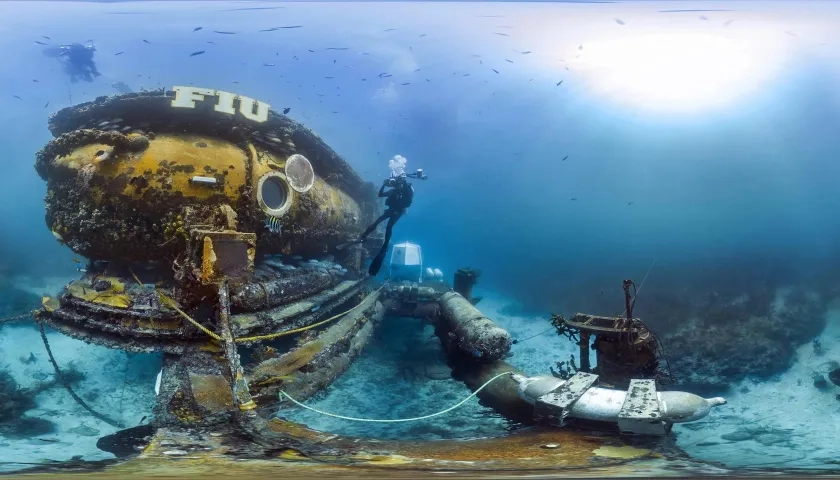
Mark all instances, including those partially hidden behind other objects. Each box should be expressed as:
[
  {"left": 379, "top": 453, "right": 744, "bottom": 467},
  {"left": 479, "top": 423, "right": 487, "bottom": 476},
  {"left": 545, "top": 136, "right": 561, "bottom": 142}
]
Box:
[{"left": 257, "top": 171, "right": 294, "bottom": 218}]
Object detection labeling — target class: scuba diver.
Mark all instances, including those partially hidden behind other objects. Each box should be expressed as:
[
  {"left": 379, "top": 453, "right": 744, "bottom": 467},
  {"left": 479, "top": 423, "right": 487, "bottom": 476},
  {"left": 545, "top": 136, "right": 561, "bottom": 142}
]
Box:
[
  {"left": 43, "top": 43, "right": 101, "bottom": 83},
  {"left": 339, "top": 161, "right": 427, "bottom": 276}
]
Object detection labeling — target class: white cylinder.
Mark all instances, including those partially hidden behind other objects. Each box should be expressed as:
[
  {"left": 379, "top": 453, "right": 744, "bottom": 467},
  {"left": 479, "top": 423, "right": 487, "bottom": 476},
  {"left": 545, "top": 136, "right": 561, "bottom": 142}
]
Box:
[{"left": 513, "top": 375, "right": 725, "bottom": 424}]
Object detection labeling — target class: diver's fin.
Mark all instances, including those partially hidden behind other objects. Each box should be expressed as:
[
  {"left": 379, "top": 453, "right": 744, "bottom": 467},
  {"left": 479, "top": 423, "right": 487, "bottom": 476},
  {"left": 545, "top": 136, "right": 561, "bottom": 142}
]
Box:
[{"left": 368, "top": 251, "right": 386, "bottom": 276}]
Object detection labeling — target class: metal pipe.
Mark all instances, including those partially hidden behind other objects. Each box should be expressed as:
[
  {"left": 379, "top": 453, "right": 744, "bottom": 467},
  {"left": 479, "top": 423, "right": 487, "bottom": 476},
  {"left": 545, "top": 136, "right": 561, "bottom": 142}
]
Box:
[
  {"left": 438, "top": 291, "right": 511, "bottom": 362},
  {"left": 579, "top": 331, "right": 591, "bottom": 372}
]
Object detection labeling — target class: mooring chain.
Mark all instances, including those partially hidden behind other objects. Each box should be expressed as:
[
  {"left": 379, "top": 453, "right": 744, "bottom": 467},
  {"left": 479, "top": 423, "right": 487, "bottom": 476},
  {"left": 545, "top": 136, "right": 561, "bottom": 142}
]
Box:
[{"left": 0, "top": 311, "right": 36, "bottom": 325}]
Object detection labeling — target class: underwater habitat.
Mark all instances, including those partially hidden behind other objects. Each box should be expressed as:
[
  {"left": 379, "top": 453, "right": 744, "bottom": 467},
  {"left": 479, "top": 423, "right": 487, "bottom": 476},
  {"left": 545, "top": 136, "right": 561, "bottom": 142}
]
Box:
[{"left": 3, "top": 0, "right": 840, "bottom": 477}]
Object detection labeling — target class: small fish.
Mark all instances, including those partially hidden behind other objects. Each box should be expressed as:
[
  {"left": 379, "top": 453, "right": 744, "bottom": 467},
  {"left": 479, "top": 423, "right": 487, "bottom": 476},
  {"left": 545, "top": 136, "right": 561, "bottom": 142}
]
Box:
[
  {"left": 556, "top": 80, "right": 563, "bottom": 86},
  {"left": 189, "top": 50, "right": 205, "bottom": 57},
  {"left": 492, "top": 68, "right": 499, "bottom": 74},
  {"left": 193, "top": 27, "right": 203, "bottom": 31},
  {"left": 561, "top": 155, "right": 568, "bottom": 161},
  {"left": 425, "top": 78, "right": 430, "bottom": 82},
  {"left": 32, "top": 79, "right": 39, "bottom": 83},
  {"left": 263, "top": 62, "right": 275, "bottom": 67},
  {"left": 570, "top": 197, "right": 577, "bottom": 201},
  {"left": 35, "top": 40, "right": 48, "bottom": 45},
  {"left": 42, "top": 35, "right": 51, "bottom": 40},
  {"left": 384, "top": 28, "right": 396, "bottom": 32},
  {"left": 13, "top": 95, "right": 21, "bottom": 100},
  {"left": 325, "top": 76, "right": 334, "bottom": 79},
  {"left": 413, "top": 68, "right": 420, "bottom": 72},
  {"left": 419, "top": 33, "right": 427, "bottom": 37},
  {"left": 282, "top": 107, "right": 290, "bottom": 114},
  {"left": 143, "top": 39, "right": 151, "bottom": 44},
  {"left": 699, "top": 15, "right": 708, "bottom": 20},
  {"left": 72, "top": 257, "right": 81, "bottom": 263},
  {"left": 615, "top": 18, "right": 625, "bottom": 25},
  {"left": 207, "top": 41, "right": 216, "bottom": 44},
  {"left": 401, "top": 82, "right": 410, "bottom": 85},
  {"left": 518, "top": 50, "right": 531, "bottom": 54},
  {"left": 281, "top": 25, "right": 303, "bottom": 29},
  {"left": 115, "top": 51, "right": 124, "bottom": 55},
  {"left": 505, "top": 59, "right": 513, "bottom": 63},
  {"left": 723, "top": 19, "right": 735, "bottom": 26},
  {"left": 325, "top": 47, "right": 348, "bottom": 50},
  {"left": 494, "top": 32, "right": 509, "bottom": 36},
  {"left": 44, "top": 101, "right": 49, "bottom": 108},
  {"left": 214, "top": 31, "right": 236, "bottom": 35},
  {"left": 265, "top": 216, "right": 282, "bottom": 234},
  {"left": 138, "top": 416, "right": 148, "bottom": 425},
  {"left": 785, "top": 31, "right": 797, "bottom": 37},
  {"left": 627, "top": 201, "right": 634, "bottom": 206}
]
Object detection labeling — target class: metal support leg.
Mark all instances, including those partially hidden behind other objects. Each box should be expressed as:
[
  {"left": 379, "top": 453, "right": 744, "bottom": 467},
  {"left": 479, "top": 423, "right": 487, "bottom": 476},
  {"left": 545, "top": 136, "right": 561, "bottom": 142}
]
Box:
[{"left": 216, "top": 280, "right": 257, "bottom": 412}]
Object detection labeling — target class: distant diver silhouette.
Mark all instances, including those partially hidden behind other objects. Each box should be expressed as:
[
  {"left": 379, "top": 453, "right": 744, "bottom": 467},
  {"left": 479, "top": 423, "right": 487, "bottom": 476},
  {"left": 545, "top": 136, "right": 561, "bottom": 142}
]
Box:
[{"left": 43, "top": 43, "right": 101, "bottom": 83}]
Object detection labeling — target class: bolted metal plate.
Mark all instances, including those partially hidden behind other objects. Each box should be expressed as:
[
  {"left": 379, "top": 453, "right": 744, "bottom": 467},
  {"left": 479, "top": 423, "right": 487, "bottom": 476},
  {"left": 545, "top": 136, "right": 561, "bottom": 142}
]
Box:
[
  {"left": 534, "top": 372, "right": 599, "bottom": 425},
  {"left": 195, "top": 230, "right": 257, "bottom": 285},
  {"left": 617, "top": 379, "right": 668, "bottom": 435}
]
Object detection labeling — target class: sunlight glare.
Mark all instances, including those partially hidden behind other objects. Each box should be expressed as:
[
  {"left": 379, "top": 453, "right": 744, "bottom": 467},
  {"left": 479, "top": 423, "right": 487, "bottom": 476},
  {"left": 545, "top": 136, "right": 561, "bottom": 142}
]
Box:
[{"left": 570, "top": 32, "right": 787, "bottom": 113}]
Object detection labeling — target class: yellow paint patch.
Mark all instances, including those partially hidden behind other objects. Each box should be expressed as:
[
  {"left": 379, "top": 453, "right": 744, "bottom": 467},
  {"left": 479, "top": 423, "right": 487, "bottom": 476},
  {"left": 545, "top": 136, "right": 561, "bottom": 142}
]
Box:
[
  {"left": 353, "top": 453, "right": 411, "bottom": 465},
  {"left": 277, "top": 449, "right": 306, "bottom": 460},
  {"left": 66, "top": 278, "right": 131, "bottom": 309},
  {"left": 56, "top": 134, "right": 248, "bottom": 201},
  {"left": 593, "top": 445, "right": 650, "bottom": 459},
  {"left": 41, "top": 296, "right": 60, "bottom": 312},
  {"left": 249, "top": 341, "right": 324, "bottom": 384}
]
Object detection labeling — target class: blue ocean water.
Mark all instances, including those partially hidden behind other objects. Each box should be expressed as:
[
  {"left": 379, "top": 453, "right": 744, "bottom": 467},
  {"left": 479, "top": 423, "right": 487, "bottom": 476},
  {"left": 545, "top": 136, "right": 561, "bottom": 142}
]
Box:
[{"left": 1, "top": 0, "right": 840, "bottom": 475}]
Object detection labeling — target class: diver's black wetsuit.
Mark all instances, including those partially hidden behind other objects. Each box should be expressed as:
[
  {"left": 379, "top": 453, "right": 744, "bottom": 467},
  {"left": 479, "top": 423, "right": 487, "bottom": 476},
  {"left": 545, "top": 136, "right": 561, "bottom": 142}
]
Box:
[{"left": 359, "top": 175, "right": 414, "bottom": 276}]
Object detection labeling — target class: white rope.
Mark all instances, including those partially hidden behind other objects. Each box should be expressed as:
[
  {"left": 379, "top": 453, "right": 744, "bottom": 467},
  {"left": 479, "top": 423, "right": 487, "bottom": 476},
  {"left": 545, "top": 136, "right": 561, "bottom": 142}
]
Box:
[{"left": 279, "top": 371, "right": 513, "bottom": 423}]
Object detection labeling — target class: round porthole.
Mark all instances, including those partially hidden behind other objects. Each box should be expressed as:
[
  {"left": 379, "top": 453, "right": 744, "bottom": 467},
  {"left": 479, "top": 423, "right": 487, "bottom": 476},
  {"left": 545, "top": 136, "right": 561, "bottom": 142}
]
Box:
[
  {"left": 257, "top": 172, "right": 293, "bottom": 217},
  {"left": 285, "top": 154, "right": 315, "bottom": 193}
]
